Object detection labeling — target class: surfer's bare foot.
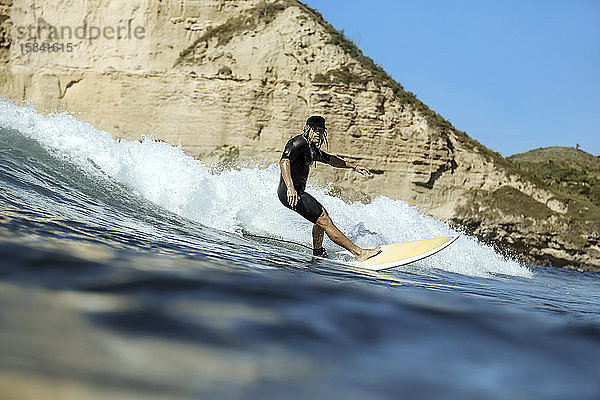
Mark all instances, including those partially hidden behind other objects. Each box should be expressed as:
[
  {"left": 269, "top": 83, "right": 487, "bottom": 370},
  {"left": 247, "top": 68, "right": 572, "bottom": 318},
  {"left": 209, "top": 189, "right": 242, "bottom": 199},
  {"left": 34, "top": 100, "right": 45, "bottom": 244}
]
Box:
[{"left": 356, "top": 246, "right": 381, "bottom": 262}]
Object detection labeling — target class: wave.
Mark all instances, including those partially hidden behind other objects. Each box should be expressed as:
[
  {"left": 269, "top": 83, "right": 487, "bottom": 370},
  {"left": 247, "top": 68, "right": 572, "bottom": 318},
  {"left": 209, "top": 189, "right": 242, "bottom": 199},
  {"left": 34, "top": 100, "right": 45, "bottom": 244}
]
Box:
[{"left": 0, "top": 99, "right": 531, "bottom": 278}]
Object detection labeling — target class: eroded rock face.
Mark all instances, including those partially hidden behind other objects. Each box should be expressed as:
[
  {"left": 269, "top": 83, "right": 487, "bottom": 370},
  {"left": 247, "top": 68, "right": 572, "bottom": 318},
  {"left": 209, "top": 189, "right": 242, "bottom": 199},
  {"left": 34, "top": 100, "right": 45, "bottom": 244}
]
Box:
[{"left": 1, "top": 0, "right": 597, "bottom": 270}]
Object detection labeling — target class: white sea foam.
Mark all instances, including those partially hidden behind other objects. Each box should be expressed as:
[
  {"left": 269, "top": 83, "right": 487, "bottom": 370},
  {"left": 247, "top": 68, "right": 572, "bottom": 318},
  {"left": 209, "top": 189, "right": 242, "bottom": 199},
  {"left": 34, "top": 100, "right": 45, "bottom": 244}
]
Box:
[{"left": 0, "top": 99, "right": 532, "bottom": 278}]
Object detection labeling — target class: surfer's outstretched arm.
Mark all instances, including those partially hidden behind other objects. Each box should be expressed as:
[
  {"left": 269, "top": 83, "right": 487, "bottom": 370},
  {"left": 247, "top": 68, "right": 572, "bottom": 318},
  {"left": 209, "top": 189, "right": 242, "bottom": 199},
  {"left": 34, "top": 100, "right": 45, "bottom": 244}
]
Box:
[{"left": 327, "top": 155, "right": 371, "bottom": 176}]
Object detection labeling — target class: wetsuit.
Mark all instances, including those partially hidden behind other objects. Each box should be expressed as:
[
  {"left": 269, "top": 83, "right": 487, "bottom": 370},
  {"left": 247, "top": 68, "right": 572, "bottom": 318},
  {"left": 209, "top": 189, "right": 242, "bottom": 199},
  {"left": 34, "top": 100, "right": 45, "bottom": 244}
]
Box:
[{"left": 278, "top": 135, "right": 332, "bottom": 223}]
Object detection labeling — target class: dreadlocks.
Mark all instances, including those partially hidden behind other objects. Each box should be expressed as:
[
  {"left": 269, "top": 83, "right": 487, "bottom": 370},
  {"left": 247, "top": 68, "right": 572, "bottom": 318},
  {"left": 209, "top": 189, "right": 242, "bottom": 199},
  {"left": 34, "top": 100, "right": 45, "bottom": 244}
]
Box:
[
  {"left": 302, "top": 115, "right": 329, "bottom": 150},
  {"left": 302, "top": 124, "right": 329, "bottom": 149}
]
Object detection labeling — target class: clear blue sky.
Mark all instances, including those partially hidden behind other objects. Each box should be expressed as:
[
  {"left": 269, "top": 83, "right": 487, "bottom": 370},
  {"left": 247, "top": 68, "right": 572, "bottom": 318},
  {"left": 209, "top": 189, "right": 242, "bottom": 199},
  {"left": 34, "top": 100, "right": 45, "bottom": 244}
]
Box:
[{"left": 304, "top": 0, "right": 599, "bottom": 156}]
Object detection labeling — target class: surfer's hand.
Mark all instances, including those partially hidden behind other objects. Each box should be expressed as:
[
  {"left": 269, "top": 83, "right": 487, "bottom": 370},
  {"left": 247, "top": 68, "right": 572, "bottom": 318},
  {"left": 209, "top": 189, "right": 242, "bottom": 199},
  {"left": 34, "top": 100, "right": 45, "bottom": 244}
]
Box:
[
  {"left": 354, "top": 164, "right": 371, "bottom": 176},
  {"left": 287, "top": 188, "right": 298, "bottom": 208}
]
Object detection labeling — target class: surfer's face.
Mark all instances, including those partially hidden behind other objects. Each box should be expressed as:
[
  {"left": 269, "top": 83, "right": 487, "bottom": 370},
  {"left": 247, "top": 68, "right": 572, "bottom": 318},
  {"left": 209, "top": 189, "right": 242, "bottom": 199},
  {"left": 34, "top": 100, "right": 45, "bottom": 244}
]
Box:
[{"left": 311, "top": 126, "right": 325, "bottom": 144}]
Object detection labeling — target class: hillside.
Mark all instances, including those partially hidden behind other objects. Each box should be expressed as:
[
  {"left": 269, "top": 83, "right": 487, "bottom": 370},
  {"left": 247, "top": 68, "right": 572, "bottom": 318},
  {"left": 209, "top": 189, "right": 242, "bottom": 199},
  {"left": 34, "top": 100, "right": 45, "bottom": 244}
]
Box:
[
  {"left": 509, "top": 147, "right": 600, "bottom": 208},
  {"left": 457, "top": 147, "right": 600, "bottom": 270},
  {"left": 0, "top": 0, "right": 598, "bottom": 270}
]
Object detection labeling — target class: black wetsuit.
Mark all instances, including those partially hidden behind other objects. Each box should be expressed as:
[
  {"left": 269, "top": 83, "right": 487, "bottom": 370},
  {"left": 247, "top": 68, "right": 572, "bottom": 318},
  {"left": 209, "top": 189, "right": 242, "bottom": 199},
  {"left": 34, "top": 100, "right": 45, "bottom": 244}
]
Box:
[{"left": 278, "top": 135, "right": 332, "bottom": 223}]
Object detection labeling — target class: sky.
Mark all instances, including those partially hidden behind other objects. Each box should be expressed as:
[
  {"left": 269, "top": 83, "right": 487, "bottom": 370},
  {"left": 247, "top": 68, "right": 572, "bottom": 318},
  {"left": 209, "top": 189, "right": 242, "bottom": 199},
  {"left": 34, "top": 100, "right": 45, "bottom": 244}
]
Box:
[{"left": 304, "top": 0, "right": 599, "bottom": 156}]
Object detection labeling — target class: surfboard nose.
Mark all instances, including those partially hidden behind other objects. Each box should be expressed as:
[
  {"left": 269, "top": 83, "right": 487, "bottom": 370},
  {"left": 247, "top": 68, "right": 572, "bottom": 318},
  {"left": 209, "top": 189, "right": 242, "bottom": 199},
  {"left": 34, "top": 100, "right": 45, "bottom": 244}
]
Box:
[{"left": 358, "top": 236, "right": 460, "bottom": 270}]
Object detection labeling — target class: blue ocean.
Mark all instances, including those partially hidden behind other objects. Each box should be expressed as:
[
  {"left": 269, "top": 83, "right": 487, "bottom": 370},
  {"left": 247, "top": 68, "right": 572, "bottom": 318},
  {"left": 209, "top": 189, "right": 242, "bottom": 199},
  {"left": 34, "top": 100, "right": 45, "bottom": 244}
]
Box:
[{"left": 1, "top": 99, "right": 599, "bottom": 399}]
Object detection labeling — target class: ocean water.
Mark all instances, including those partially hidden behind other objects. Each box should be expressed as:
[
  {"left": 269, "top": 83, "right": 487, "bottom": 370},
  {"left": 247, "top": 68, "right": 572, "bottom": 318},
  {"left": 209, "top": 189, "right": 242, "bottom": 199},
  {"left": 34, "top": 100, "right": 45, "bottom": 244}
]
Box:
[{"left": 0, "top": 99, "right": 599, "bottom": 400}]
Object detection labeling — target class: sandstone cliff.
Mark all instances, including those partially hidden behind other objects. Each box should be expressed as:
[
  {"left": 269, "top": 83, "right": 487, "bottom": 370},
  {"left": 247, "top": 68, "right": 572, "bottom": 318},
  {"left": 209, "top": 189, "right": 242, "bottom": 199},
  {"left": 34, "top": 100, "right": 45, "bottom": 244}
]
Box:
[{"left": 1, "top": 0, "right": 598, "bottom": 270}]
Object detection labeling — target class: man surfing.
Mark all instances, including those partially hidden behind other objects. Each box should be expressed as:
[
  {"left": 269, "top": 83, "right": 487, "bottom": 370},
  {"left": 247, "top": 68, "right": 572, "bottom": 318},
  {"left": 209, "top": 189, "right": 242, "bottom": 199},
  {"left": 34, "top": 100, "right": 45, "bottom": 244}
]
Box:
[{"left": 278, "top": 115, "right": 381, "bottom": 262}]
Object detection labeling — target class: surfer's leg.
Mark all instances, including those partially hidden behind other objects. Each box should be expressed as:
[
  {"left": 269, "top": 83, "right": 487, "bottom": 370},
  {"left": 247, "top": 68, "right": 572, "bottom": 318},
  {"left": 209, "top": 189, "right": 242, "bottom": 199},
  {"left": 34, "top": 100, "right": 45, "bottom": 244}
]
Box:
[
  {"left": 279, "top": 190, "right": 379, "bottom": 261},
  {"left": 315, "top": 209, "right": 380, "bottom": 262},
  {"left": 312, "top": 223, "right": 325, "bottom": 255}
]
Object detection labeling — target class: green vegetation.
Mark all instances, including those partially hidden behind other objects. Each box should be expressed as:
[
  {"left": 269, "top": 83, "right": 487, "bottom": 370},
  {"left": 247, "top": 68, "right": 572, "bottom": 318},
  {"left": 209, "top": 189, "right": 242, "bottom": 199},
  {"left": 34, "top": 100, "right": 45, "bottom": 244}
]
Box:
[
  {"left": 508, "top": 147, "right": 600, "bottom": 209},
  {"left": 177, "top": 1, "right": 286, "bottom": 64},
  {"left": 497, "top": 147, "right": 600, "bottom": 225},
  {"left": 455, "top": 146, "right": 600, "bottom": 246}
]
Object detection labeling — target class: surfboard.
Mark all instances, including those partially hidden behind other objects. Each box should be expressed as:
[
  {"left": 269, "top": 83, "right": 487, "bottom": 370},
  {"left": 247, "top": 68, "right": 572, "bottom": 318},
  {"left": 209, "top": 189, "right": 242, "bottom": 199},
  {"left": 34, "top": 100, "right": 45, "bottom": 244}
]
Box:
[{"left": 357, "top": 235, "right": 460, "bottom": 271}]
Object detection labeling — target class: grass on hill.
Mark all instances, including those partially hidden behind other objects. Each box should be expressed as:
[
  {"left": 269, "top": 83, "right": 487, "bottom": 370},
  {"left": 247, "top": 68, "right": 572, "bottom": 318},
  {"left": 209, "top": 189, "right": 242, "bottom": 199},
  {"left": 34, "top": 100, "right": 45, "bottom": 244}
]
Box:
[{"left": 508, "top": 147, "right": 600, "bottom": 209}]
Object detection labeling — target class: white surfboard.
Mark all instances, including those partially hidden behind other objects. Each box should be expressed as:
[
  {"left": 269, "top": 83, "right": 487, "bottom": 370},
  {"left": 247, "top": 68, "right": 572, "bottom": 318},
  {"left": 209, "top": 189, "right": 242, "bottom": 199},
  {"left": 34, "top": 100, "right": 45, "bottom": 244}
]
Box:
[{"left": 357, "top": 235, "right": 460, "bottom": 271}]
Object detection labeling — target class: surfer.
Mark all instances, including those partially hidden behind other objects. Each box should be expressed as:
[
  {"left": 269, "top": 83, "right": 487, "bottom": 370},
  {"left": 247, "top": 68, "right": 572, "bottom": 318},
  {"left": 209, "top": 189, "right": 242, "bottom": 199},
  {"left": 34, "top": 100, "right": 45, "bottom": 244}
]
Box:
[{"left": 278, "top": 115, "right": 381, "bottom": 262}]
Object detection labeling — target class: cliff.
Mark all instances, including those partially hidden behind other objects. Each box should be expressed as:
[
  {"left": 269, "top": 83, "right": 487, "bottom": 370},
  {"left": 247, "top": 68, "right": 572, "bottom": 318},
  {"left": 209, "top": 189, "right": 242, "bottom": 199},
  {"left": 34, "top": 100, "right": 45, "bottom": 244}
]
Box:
[{"left": 1, "top": 0, "right": 598, "bottom": 270}]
